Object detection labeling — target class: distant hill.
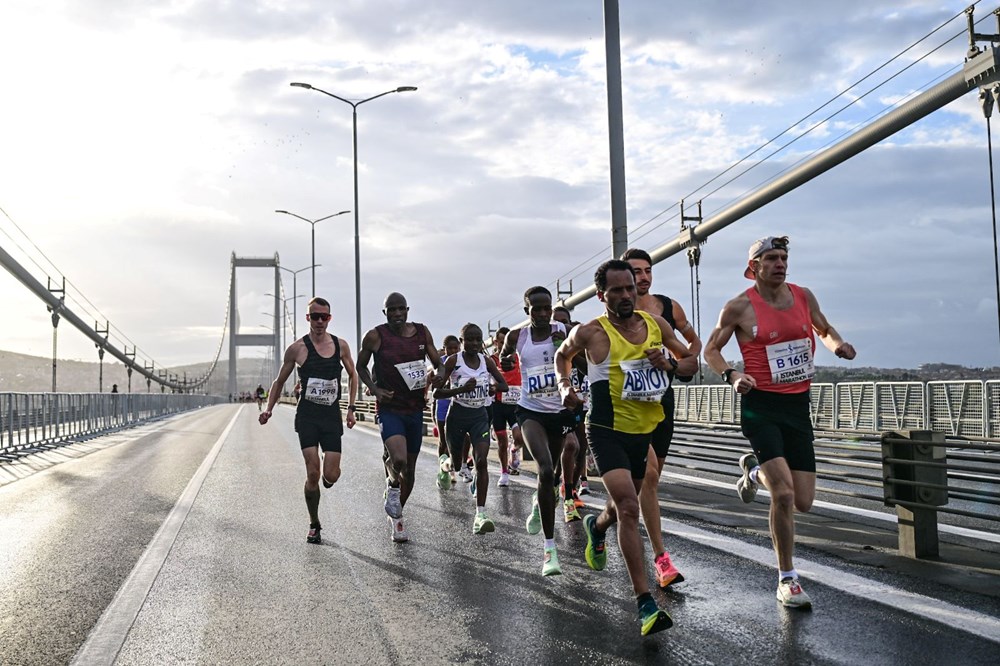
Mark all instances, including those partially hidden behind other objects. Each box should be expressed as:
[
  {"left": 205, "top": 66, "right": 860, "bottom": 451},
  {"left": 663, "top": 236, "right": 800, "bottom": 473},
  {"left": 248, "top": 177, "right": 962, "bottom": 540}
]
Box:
[{"left": 0, "top": 350, "right": 278, "bottom": 396}]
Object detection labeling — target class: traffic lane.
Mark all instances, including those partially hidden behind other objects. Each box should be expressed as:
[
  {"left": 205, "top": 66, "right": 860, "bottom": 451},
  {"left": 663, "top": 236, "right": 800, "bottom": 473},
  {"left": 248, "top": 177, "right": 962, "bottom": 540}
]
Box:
[
  {"left": 119, "top": 409, "right": 998, "bottom": 665},
  {"left": 0, "top": 405, "right": 238, "bottom": 666}
]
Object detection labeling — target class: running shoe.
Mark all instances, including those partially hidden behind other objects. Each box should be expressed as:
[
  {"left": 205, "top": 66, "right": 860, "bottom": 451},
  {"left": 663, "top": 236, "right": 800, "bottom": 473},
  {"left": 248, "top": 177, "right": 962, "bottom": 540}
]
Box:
[
  {"left": 525, "top": 492, "right": 541, "bottom": 535},
  {"left": 510, "top": 448, "right": 521, "bottom": 470},
  {"left": 306, "top": 524, "right": 322, "bottom": 544},
  {"left": 736, "top": 452, "right": 760, "bottom": 503},
  {"left": 389, "top": 515, "right": 409, "bottom": 543},
  {"left": 384, "top": 479, "right": 403, "bottom": 519},
  {"left": 473, "top": 513, "right": 495, "bottom": 535},
  {"left": 436, "top": 454, "right": 452, "bottom": 490},
  {"left": 578, "top": 479, "right": 590, "bottom": 495},
  {"left": 497, "top": 472, "right": 511, "bottom": 487},
  {"left": 470, "top": 471, "right": 478, "bottom": 497},
  {"left": 458, "top": 468, "right": 473, "bottom": 483},
  {"left": 563, "top": 499, "right": 581, "bottom": 522},
  {"left": 638, "top": 597, "right": 673, "bottom": 636},
  {"left": 582, "top": 514, "right": 607, "bottom": 571},
  {"left": 508, "top": 467, "right": 520, "bottom": 476},
  {"left": 322, "top": 474, "right": 335, "bottom": 489},
  {"left": 654, "top": 551, "right": 685, "bottom": 588},
  {"left": 542, "top": 547, "right": 561, "bottom": 576},
  {"left": 572, "top": 489, "right": 585, "bottom": 509},
  {"left": 776, "top": 577, "right": 812, "bottom": 608}
]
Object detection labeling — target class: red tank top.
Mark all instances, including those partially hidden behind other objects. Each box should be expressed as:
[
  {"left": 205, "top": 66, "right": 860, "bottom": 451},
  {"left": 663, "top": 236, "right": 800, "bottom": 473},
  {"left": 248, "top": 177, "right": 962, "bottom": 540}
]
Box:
[
  {"left": 374, "top": 323, "right": 429, "bottom": 413},
  {"left": 492, "top": 353, "right": 521, "bottom": 401},
  {"left": 738, "top": 283, "right": 815, "bottom": 394}
]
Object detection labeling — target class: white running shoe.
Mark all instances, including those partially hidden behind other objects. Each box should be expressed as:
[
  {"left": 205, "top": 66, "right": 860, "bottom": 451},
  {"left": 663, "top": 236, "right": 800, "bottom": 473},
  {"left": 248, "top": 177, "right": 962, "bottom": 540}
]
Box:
[
  {"left": 458, "top": 468, "right": 473, "bottom": 483},
  {"left": 389, "top": 515, "right": 409, "bottom": 543},
  {"left": 736, "top": 452, "right": 760, "bottom": 503},
  {"left": 497, "top": 472, "right": 510, "bottom": 487},
  {"left": 384, "top": 479, "right": 403, "bottom": 519},
  {"left": 776, "top": 577, "right": 812, "bottom": 608}
]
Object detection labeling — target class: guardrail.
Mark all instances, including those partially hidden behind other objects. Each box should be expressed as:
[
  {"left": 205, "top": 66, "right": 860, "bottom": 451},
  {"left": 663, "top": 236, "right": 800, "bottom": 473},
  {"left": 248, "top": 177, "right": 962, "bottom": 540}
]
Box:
[{"left": 0, "top": 393, "right": 226, "bottom": 458}]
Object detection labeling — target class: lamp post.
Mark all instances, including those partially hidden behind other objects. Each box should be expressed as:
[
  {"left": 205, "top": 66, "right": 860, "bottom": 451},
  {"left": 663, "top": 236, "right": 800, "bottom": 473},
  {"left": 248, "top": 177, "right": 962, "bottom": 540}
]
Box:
[
  {"left": 274, "top": 211, "right": 348, "bottom": 296},
  {"left": 289, "top": 81, "right": 417, "bottom": 389},
  {"left": 278, "top": 263, "right": 320, "bottom": 340}
]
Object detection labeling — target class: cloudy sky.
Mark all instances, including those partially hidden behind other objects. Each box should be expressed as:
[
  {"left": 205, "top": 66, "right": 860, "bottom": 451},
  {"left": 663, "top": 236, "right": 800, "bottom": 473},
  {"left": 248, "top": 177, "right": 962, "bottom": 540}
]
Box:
[{"left": 2, "top": 0, "right": 999, "bottom": 379}]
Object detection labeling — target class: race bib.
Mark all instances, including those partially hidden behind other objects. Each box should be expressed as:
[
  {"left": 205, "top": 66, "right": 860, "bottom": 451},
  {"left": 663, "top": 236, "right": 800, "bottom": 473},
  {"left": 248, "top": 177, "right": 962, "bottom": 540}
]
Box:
[
  {"left": 304, "top": 377, "right": 339, "bottom": 406},
  {"left": 524, "top": 363, "right": 558, "bottom": 399},
  {"left": 395, "top": 360, "right": 427, "bottom": 390},
  {"left": 766, "top": 338, "right": 815, "bottom": 384},
  {"left": 455, "top": 377, "right": 491, "bottom": 408},
  {"left": 619, "top": 358, "right": 671, "bottom": 402},
  {"left": 501, "top": 385, "right": 522, "bottom": 405}
]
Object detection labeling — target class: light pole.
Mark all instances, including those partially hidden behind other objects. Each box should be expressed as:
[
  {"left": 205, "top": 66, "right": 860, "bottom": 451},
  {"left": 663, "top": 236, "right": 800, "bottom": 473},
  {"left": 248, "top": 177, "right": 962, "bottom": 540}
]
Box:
[
  {"left": 274, "top": 211, "right": 348, "bottom": 296},
  {"left": 290, "top": 81, "right": 417, "bottom": 388},
  {"left": 278, "top": 263, "right": 320, "bottom": 340}
]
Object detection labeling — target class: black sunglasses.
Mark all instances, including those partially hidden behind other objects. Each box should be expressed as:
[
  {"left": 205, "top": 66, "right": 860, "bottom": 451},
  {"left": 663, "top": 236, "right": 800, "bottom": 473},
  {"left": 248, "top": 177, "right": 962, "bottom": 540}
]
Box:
[{"left": 308, "top": 312, "right": 332, "bottom": 321}]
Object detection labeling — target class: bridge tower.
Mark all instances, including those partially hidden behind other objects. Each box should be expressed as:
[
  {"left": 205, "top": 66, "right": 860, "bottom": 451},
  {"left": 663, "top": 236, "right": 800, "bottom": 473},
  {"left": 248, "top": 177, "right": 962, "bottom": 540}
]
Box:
[{"left": 228, "top": 253, "right": 282, "bottom": 396}]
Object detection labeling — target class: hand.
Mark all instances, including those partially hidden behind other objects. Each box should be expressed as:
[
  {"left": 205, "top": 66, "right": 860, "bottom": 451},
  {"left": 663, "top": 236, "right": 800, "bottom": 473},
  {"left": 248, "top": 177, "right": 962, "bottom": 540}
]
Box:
[
  {"left": 643, "top": 346, "right": 671, "bottom": 371},
  {"left": 552, "top": 331, "right": 566, "bottom": 348},
  {"left": 374, "top": 387, "right": 395, "bottom": 402},
  {"left": 431, "top": 374, "right": 446, "bottom": 390},
  {"left": 731, "top": 371, "right": 757, "bottom": 394},
  {"left": 560, "top": 383, "right": 582, "bottom": 410},
  {"left": 258, "top": 411, "right": 271, "bottom": 425},
  {"left": 346, "top": 410, "right": 357, "bottom": 429},
  {"left": 500, "top": 356, "right": 514, "bottom": 371},
  {"left": 835, "top": 342, "right": 856, "bottom": 360},
  {"left": 463, "top": 378, "right": 477, "bottom": 392}
]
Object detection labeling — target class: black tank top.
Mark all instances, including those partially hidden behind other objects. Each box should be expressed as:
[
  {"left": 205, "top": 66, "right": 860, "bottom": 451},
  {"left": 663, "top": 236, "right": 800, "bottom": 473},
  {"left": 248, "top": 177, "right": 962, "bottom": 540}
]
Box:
[
  {"left": 297, "top": 334, "right": 344, "bottom": 419},
  {"left": 653, "top": 294, "right": 681, "bottom": 403}
]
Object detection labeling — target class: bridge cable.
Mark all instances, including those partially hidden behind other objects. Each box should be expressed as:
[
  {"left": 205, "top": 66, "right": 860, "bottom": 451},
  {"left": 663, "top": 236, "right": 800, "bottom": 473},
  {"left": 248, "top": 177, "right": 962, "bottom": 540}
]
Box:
[{"left": 983, "top": 87, "right": 1000, "bottom": 352}]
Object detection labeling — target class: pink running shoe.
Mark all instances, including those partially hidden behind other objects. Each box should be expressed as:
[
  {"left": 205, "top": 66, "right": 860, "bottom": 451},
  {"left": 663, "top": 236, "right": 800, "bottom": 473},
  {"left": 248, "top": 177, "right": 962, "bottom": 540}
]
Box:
[{"left": 654, "top": 552, "right": 685, "bottom": 588}]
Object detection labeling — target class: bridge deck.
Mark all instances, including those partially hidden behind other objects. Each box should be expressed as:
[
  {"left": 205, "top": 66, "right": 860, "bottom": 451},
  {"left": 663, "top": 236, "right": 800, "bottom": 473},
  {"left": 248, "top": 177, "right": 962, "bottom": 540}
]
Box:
[{"left": 1, "top": 405, "right": 998, "bottom": 665}]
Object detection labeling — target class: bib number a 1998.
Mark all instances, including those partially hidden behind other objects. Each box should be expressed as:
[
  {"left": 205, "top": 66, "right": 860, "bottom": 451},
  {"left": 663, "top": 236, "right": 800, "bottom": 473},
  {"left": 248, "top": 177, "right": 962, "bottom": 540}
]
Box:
[{"left": 304, "top": 377, "right": 339, "bottom": 406}]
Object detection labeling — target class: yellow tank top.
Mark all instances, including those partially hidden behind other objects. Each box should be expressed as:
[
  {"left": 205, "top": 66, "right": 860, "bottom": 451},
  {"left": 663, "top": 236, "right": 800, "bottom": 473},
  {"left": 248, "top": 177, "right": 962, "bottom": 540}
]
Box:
[{"left": 587, "top": 311, "right": 669, "bottom": 434}]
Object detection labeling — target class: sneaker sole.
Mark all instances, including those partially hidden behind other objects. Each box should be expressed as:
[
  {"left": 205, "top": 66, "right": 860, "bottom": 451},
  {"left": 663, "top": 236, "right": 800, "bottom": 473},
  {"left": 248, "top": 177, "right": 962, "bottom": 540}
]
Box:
[
  {"left": 777, "top": 594, "right": 813, "bottom": 609},
  {"left": 658, "top": 571, "right": 685, "bottom": 588},
  {"left": 473, "top": 522, "right": 495, "bottom": 535},
  {"left": 583, "top": 516, "right": 607, "bottom": 571},
  {"left": 641, "top": 610, "right": 673, "bottom": 635}
]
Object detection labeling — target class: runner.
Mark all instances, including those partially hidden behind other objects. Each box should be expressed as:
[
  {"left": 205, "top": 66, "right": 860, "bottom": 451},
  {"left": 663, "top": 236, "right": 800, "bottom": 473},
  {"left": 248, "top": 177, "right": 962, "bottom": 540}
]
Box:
[
  {"left": 434, "top": 323, "right": 509, "bottom": 534},
  {"left": 432, "top": 335, "right": 461, "bottom": 489},
  {"left": 621, "top": 247, "right": 703, "bottom": 588},
  {"left": 254, "top": 384, "right": 266, "bottom": 411},
  {"left": 491, "top": 327, "right": 524, "bottom": 486},
  {"left": 556, "top": 259, "right": 696, "bottom": 636},
  {"left": 704, "top": 236, "right": 856, "bottom": 608},
  {"left": 357, "top": 292, "right": 445, "bottom": 543},
  {"left": 498, "top": 286, "right": 569, "bottom": 575},
  {"left": 553, "top": 306, "right": 585, "bottom": 522},
  {"left": 258, "top": 297, "right": 358, "bottom": 545}
]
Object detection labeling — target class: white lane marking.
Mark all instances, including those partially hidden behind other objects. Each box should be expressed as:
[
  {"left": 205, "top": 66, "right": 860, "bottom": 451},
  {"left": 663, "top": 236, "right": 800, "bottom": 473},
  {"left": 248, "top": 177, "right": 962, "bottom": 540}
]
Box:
[
  {"left": 663, "top": 471, "right": 1000, "bottom": 545},
  {"left": 71, "top": 406, "right": 242, "bottom": 666},
  {"left": 347, "top": 425, "right": 1000, "bottom": 644}
]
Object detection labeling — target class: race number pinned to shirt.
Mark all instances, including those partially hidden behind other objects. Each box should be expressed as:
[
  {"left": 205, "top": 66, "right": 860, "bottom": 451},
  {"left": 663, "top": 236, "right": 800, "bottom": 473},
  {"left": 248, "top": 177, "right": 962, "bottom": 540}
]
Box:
[
  {"left": 501, "top": 385, "right": 522, "bottom": 405},
  {"left": 524, "top": 363, "right": 558, "bottom": 399},
  {"left": 766, "top": 338, "right": 815, "bottom": 384},
  {"left": 304, "top": 377, "right": 339, "bottom": 406},
  {"left": 456, "top": 377, "right": 491, "bottom": 408},
  {"left": 395, "top": 360, "right": 427, "bottom": 391},
  {"left": 619, "top": 358, "right": 671, "bottom": 402}
]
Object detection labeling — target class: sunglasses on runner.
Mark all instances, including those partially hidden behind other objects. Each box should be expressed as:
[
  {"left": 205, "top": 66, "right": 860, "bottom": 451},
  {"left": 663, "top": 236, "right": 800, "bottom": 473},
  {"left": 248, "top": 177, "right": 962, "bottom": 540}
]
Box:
[{"left": 308, "top": 312, "right": 332, "bottom": 321}]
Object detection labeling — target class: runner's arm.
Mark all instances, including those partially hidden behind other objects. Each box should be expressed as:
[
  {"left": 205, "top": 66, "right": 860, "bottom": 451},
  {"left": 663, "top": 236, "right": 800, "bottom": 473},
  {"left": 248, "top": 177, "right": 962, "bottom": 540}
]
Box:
[
  {"left": 485, "top": 355, "right": 509, "bottom": 393},
  {"left": 804, "top": 287, "right": 856, "bottom": 359},
  {"left": 259, "top": 343, "right": 300, "bottom": 424},
  {"left": 432, "top": 355, "right": 469, "bottom": 399},
  {"left": 339, "top": 338, "right": 359, "bottom": 428},
  {"left": 355, "top": 328, "right": 386, "bottom": 398},
  {"left": 555, "top": 324, "right": 587, "bottom": 410},
  {"left": 704, "top": 296, "right": 755, "bottom": 388}
]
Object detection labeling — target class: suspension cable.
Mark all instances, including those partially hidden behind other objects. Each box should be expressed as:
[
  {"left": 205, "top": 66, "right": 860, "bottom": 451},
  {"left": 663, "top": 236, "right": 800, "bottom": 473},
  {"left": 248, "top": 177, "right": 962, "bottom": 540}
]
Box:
[{"left": 987, "top": 104, "right": 1000, "bottom": 351}]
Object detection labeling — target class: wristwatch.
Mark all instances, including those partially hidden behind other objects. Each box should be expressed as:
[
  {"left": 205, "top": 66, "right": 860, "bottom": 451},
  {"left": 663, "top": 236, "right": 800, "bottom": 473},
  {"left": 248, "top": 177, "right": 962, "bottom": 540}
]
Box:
[
  {"left": 347, "top": 405, "right": 356, "bottom": 411},
  {"left": 722, "top": 368, "right": 737, "bottom": 384}
]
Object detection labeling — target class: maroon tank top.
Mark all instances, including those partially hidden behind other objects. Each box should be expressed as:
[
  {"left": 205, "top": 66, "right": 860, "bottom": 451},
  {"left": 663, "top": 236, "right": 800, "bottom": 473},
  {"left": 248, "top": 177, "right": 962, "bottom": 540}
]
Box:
[{"left": 374, "top": 322, "right": 429, "bottom": 413}]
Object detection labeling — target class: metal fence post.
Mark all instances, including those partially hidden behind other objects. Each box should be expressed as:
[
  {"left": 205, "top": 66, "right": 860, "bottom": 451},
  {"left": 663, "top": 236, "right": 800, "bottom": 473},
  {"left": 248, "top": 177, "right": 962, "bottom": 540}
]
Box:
[{"left": 881, "top": 430, "right": 948, "bottom": 558}]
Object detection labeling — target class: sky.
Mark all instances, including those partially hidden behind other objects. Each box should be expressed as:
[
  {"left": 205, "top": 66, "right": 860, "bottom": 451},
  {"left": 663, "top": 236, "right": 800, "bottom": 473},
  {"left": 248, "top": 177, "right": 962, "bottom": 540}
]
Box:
[{"left": 2, "top": 0, "right": 1000, "bottom": 379}]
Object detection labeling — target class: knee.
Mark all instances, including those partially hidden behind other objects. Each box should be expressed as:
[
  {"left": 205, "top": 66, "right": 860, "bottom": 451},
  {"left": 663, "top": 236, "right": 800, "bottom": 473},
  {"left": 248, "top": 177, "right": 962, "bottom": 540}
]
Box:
[
  {"left": 564, "top": 438, "right": 579, "bottom": 457},
  {"left": 327, "top": 468, "right": 342, "bottom": 484},
  {"left": 615, "top": 497, "right": 641, "bottom": 524},
  {"left": 794, "top": 494, "right": 813, "bottom": 513},
  {"left": 537, "top": 466, "right": 556, "bottom": 487},
  {"left": 305, "top": 468, "right": 320, "bottom": 485},
  {"left": 642, "top": 462, "right": 661, "bottom": 486},
  {"left": 771, "top": 486, "right": 795, "bottom": 511}
]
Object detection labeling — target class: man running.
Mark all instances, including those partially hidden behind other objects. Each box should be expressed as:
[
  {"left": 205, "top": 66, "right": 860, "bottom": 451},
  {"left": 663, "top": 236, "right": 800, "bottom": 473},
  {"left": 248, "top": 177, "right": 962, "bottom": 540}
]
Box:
[
  {"left": 255, "top": 384, "right": 266, "bottom": 411},
  {"left": 490, "top": 327, "right": 524, "bottom": 486},
  {"left": 432, "top": 335, "right": 461, "bottom": 489},
  {"left": 556, "top": 259, "right": 696, "bottom": 636},
  {"left": 704, "top": 236, "right": 856, "bottom": 608},
  {"left": 553, "top": 306, "right": 585, "bottom": 523},
  {"left": 357, "top": 292, "right": 444, "bottom": 543},
  {"left": 259, "top": 297, "right": 358, "bottom": 545},
  {"left": 499, "top": 286, "right": 569, "bottom": 575},
  {"left": 434, "top": 323, "right": 508, "bottom": 534},
  {"left": 621, "top": 247, "right": 703, "bottom": 588}
]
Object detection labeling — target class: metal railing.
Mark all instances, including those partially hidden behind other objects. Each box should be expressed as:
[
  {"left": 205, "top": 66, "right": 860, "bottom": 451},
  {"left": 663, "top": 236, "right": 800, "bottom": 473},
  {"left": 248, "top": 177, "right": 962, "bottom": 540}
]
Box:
[{"left": 0, "top": 393, "right": 226, "bottom": 458}]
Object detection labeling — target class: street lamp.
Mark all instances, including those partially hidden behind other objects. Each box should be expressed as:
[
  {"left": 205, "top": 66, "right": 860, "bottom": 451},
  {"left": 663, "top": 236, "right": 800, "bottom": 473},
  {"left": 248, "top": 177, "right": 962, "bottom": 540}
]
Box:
[
  {"left": 275, "top": 210, "right": 348, "bottom": 296},
  {"left": 290, "top": 81, "right": 417, "bottom": 388},
  {"left": 278, "top": 263, "right": 320, "bottom": 341}
]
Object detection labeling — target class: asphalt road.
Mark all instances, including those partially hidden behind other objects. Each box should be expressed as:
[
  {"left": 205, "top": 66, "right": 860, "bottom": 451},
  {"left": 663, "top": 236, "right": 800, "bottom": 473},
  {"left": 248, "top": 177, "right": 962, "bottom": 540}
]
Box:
[{"left": 1, "top": 404, "right": 998, "bottom": 665}]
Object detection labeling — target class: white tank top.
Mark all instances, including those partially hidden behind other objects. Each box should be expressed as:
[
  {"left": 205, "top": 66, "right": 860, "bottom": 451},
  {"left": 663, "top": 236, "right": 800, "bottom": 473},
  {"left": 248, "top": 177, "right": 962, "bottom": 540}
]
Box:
[
  {"left": 515, "top": 322, "right": 566, "bottom": 413},
  {"left": 450, "top": 353, "right": 493, "bottom": 409}
]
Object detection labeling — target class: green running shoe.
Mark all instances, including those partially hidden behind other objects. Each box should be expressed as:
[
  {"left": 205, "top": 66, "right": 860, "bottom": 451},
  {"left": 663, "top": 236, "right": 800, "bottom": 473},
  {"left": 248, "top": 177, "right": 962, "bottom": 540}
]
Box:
[
  {"left": 583, "top": 514, "right": 607, "bottom": 571},
  {"left": 473, "top": 513, "right": 495, "bottom": 535},
  {"left": 542, "top": 547, "right": 561, "bottom": 576},
  {"left": 525, "top": 492, "right": 541, "bottom": 535},
  {"left": 437, "top": 454, "right": 452, "bottom": 490},
  {"left": 638, "top": 598, "right": 673, "bottom": 636}
]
